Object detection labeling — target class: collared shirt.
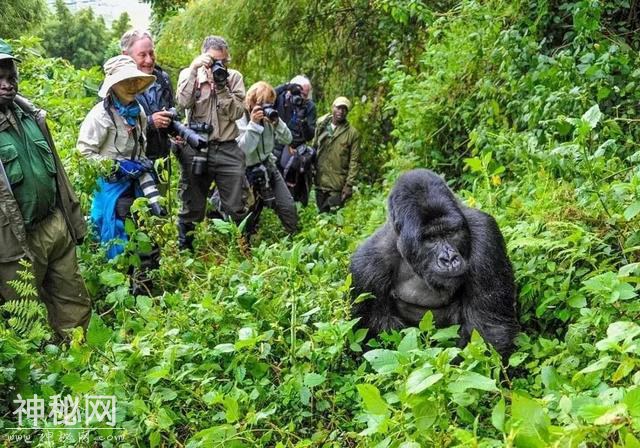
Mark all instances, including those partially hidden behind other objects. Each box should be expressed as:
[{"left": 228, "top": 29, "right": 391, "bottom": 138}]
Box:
[{"left": 0, "top": 104, "right": 57, "bottom": 229}]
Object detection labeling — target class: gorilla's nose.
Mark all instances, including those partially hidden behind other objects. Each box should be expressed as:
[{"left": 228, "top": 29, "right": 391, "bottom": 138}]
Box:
[{"left": 438, "top": 252, "right": 460, "bottom": 270}]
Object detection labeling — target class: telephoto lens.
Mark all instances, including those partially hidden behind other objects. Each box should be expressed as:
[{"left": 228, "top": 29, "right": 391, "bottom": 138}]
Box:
[{"left": 138, "top": 172, "right": 167, "bottom": 216}]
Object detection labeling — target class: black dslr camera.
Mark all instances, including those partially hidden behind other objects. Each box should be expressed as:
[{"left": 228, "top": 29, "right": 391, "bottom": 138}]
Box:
[
  {"left": 210, "top": 60, "right": 229, "bottom": 85},
  {"left": 288, "top": 84, "right": 304, "bottom": 107},
  {"left": 166, "top": 108, "right": 208, "bottom": 150},
  {"left": 248, "top": 164, "right": 275, "bottom": 208},
  {"left": 261, "top": 103, "right": 279, "bottom": 121}
]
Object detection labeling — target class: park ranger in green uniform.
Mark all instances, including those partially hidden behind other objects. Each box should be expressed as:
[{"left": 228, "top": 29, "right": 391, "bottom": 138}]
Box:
[
  {"left": 0, "top": 39, "right": 90, "bottom": 338},
  {"left": 313, "top": 96, "right": 360, "bottom": 213}
]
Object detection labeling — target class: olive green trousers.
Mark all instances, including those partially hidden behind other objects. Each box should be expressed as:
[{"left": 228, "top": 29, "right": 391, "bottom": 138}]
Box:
[{"left": 0, "top": 208, "right": 91, "bottom": 339}]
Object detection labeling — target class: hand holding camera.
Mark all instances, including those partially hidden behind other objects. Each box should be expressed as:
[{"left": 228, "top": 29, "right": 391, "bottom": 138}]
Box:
[
  {"left": 151, "top": 110, "right": 173, "bottom": 129},
  {"left": 251, "top": 104, "right": 279, "bottom": 125},
  {"left": 250, "top": 105, "right": 265, "bottom": 124},
  {"left": 190, "top": 54, "right": 214, "bottom": 71}
]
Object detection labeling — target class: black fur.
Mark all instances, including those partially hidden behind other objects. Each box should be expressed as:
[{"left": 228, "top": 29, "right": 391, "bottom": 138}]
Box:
[{"left": 350, "top": 169, "right": 519, "bottom": 357}]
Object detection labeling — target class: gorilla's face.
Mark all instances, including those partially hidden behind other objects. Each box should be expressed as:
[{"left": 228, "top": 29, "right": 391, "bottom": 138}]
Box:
[
  {"left": 396, "top": 213, "right": 470, "bottom": 291},
  {"left": 388, "top": 169, "right": 472, "bottom": 292}
]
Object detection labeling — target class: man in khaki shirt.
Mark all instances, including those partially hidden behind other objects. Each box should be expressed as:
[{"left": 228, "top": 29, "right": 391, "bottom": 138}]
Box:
[{"left": 175, "top": 35, "right": 247, "bottom": 250}]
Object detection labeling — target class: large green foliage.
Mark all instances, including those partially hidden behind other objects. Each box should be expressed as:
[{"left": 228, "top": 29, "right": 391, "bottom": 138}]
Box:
[
  {"left": 154, "top": 0, "right": 440, "bottom": 180},
  {"left": 39, "top": 0, "right": 128, "bottom": 69},
  {"left": 0, "top": 0, "right": 46, "bottom": 39}
]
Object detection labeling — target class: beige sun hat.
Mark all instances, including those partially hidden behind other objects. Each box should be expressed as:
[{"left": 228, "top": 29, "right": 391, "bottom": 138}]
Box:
[
  {"left": 98, "top": 55, "right": 156, "bottom": 98},
  {"left": 332, "top": 96, "right": 352, "bottom": 110}
]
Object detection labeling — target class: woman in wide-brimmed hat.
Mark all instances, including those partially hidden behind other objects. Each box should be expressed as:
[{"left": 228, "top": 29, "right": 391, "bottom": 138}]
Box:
[
  {"left": 78, "top": 55, "right": 155, "bottom": 163},
  {"left": 77, "top": 55, "right": 163, "bottom": 272}
]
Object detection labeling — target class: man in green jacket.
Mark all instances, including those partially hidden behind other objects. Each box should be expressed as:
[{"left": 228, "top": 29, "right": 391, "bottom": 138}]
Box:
[
  {"left": 0, "top": 39, "right": 90, "bottom": 339},
  {"left": 313, "top": 96, "right": 360, "bottom": 212}
]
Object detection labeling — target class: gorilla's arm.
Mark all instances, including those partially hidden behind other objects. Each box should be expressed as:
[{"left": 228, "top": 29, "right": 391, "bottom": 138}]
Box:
[
  {"left": 350, "top": 222, "right": 405, "bottom": 334},
  {"left": 459, "top": 208, "right": 519, "bottom": 357}
]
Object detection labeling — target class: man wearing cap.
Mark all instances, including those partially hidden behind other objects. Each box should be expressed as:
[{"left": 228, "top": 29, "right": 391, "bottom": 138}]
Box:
[
  {"left": 0, "top": 38, "right": 91, "bottom": 338},
  {"left": 175, "top": 35, "right": 247, "bottom": 250},
  {"left": 312, "top": 96, "right": 360, "bottom": 213}
]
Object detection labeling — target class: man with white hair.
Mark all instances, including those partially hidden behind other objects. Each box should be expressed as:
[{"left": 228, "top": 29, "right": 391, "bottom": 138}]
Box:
[
  {"left": 274, "top": 75, "right": 317, "bottom": 205},
  {"left": 121, "top": 29, "right": 175, "bottom": 164}
]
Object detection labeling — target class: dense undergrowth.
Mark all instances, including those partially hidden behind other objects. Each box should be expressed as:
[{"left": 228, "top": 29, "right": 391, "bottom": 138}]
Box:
[{"left": 1, "top": 0, "right": 640, "bottom": 446}]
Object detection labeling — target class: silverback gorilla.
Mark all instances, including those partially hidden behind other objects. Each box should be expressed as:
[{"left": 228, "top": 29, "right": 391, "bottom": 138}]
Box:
[{"left": 350, "top": 169, "right": 518, "bottom": 357}]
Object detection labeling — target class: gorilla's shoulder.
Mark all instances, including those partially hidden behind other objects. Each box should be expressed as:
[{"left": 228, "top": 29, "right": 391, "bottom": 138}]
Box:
[
  {"left": 461, "top": 206, "right": 512, "bottom": 272},
  {"left": 351, "top": 221, "right": 400, "bottom": 264},
  {"left": 461, "top": 206, "right": 503, "bottom": 237}
]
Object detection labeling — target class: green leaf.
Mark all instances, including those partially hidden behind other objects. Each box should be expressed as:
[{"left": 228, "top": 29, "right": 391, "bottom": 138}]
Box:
[
  {"left": 541, "top": 366, "right": 563, "bottom": 390},
  {"left": 150, "top": 430, "right": 161, "bottom": 448},
  {"left": 582, "top": 104, "right": 602, "bottom": 129},
  {"left": 447, "top": 371, "right": 498, "bottom": 393},
  {"left": 356, "top": 384, "right": 389, "bottom": 415},
  {"left": 626, "top": 433, "right": 640, "bottom": 448},
  {"left": 399, "top": 442, "right": 421, "bottom": 448},
  {"left": 512, "top": 392, "right": 550, "bottom": 447},
  {"left": 224, "top": 397, "right": 240, "bottom": 423},
  {"left": 406, "top": 368, "right": 442, "bottom": 395},
  {"left": 99, "top": 269, "right": 126, "bottom": 287},
  {"left": 431, "top": 325, "right": 460, "bottom": 342},
  {"left": 612, "top": 357, "right": 636, "bottom": 382},
  {"left": 593, "top": 404, "right": 627, "bottom": 425},
  {"left": 61, "top": 372, "right": 95, "bottom": 394},
  {"left": 157, "top": 408, "right": 174, "bottom": 430},
  {"left": 464, "top": 157, "right": 483, "bottom": 173},
  {"left": 567, "top": 293, "right": 587, "bottom": 308},
  {"left": 623, "top": 387, "right": 640, "bottom": 419},
  {"left": 86, "top": 315, "right": 111, "bottom": 348},
  {"left": 146, "top": 366, "right": 170, "bottom": 385},
  {"left": 363, "top": 349, "right": 399, "bottom": 374},
  {"left": 156, "top": 388, "right": 178, "bottom": 402},
  {"left": 508, "top": 352, "right": 528, "bottom": 367},
  {"left": 303, "top": 373, "right": 326, "bottom": 388},
  {"left": 213, "top": 343, "right": 236, "bottom": 354},
  {"left": 411, "top": 398, "right": 438, "bottom": 430},
  {"left": 579, "top": 356, "right": 611, "bottom": 374},
  {"left": 491, "top": 398, "right": 505, "bottom": 431},
  {"left": 398, "top": 328, "right": 419, "bottom": 353},
  {"left": 624, "top": 201, "right": 640, "bottom": 221},
  {"left": 419, "top": 311, "right": 434, "bottom": 332}
]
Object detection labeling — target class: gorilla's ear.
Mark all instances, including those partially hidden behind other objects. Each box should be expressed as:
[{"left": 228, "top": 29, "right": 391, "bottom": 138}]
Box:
[{"left": 388, "top": 191, "right": 403, "bottom": 234}]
